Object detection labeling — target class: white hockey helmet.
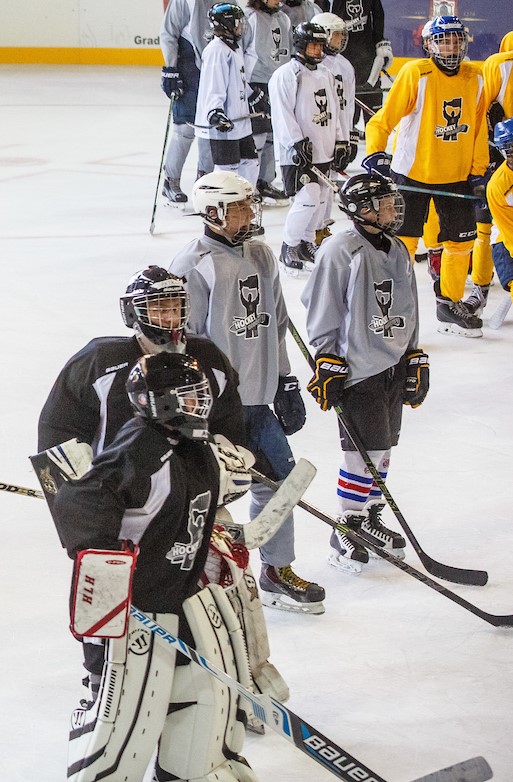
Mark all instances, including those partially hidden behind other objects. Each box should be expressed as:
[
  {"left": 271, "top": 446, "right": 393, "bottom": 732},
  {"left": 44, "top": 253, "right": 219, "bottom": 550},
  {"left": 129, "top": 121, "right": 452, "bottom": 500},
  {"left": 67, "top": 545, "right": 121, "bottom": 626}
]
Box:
[
  {"left": 310, "top": 13, "right": 348, "bottom": 54},
  {"left": 192, "top": 172, "right": 263, "bottom": 245}
]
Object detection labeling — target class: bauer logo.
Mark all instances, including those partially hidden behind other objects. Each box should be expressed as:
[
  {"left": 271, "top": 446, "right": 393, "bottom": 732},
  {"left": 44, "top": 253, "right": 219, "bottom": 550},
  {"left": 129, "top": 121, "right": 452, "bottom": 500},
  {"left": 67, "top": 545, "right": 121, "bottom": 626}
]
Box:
[{"left": 303, "top": 734, "right": 382, "bottom": 781}]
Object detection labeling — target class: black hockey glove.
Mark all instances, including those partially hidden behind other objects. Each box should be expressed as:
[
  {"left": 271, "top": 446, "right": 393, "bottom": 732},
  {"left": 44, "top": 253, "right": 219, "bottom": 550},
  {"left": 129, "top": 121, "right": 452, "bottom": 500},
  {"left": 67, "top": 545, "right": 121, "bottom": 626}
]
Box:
[
  {"left": 273, "top": 376, "right": 306, "bottom": 436},
  {"left": 292, "top": 137, "right": 313, "bottom": 176},
  {"left": 208, "top": 108, "right": 234, "bottom": 133},
  {"left": 307, "top": 354, "right": 348, "bottom": 412},
  {"left": 362, "top": 152, "right": 392, "bottom": 178},
  {"left": 348, "top": 129, "right": 359, "bottom": 163},
  {"left": 161, "top": 66, "right": 184, "bottom": 100},
  {"left": 403, "top": 350, "right": 429, "bottom": 408},
  {"left": 332, "top": 141, "right": 352, "bottom": 174},
  {"left": 248, "top": 86, "right": 270, "bottom": 117}
]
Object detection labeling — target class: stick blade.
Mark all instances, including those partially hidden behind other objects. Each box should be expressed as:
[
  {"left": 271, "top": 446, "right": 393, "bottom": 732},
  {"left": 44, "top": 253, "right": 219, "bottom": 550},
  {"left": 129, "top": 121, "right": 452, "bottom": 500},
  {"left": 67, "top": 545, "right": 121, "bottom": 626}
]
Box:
[
  {"left": 420, "top": 554, "right": 488, "bottom": 586},
  {"left": 410, "top": 756, "right": 493, "bottom": 782}
]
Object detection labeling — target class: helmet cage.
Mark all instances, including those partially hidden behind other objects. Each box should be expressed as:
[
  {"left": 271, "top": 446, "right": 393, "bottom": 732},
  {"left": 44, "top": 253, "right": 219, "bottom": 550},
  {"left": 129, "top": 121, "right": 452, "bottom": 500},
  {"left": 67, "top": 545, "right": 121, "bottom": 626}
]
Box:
[
  {"left": 429, "top": 16, "right": 468, "bottom": 70},
  {"left": 494, "top": 119, "right": 513, "bottom": 159},
  {"left": 120, "top": 275, "right": 190, "bottom": 348},
  {"left": 340, "top": 175, "right": 405, "bottom": 236},
  {"left": 207, "top": 197, "right": 263, "bottom": 244},
  {"left": 310, "top": 14, "right": 348, "bottom": 54},
  {"left": 293, "top": 23, "right": 329, "bottom": 65}
]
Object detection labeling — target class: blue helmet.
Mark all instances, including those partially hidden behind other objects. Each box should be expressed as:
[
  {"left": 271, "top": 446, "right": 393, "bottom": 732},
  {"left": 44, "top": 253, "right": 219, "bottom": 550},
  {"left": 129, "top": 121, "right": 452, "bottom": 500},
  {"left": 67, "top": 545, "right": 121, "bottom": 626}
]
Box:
[
  {"left": 428, "top": 16, "right": 468, "bottom": 71},
  {"left": 494, "top": 119, "right": 513, "bottom": 158}
]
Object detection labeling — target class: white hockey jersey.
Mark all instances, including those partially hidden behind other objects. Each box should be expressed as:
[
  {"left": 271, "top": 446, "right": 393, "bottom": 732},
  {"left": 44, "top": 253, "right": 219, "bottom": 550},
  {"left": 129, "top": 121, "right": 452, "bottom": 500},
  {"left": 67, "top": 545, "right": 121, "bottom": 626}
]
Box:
[{"left": 321, "top": 52, "right": 356, "bottom": 143}]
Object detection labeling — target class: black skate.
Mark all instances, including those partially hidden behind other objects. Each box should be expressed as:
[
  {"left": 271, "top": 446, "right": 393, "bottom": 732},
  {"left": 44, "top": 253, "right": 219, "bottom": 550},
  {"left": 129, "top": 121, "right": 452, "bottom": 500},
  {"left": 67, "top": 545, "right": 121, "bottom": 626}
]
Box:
[
  {"left": 297, "top": 240, "right": 317, "bottom": 268},
  {"left": 257, "top": 179, "right": 289, "bottom": 206},
  {"left": 162, "top": 178, "right": 188, "bottom": 208},
  {"left": 328, "top": 512, "right": 369, "bottom": 575},
  {"left": 259, "top": 564, "right": 325, "bottom": 614},
  {"left": 279, "top": 243, "right": 304, "bottom": 275},
  {"left": 360, "top": 503, "right": 406, "bottom": 560},
  {"left": 436, "top": 297, "right": 483, "bottom": 338},
  {"left": 463, "top": 283, "right": 490, "bottom": 316}
]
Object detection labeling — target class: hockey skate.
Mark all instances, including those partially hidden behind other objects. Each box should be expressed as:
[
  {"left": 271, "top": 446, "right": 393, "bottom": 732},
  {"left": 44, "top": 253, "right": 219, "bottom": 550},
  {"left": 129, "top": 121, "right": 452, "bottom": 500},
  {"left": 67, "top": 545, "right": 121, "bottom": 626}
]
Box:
[
  {"left": 279, "top": 243, "right": 304, "bottom": 276},
  {"left": 297, "top": 240, "right": 317, "bottom": 269},
  {"left": 360, "top": 503, "right": 406, "bottom": 560},
  {"left": 257, "top": 179, "right": 289, "bottom": 206},
  {"left": 259, "top": 564, "right": 325, "bottom": 614},
  {"left": 328, "top": 512, "right": 369, "bottom": 575},
  {"left": 463, "top": 283, "right": 490, "bottom": 316},
  {"left": 162, "top": 177, "right": 188, "bottom": 209},
  {"left": 436, "top": 297, "right": 483, "bottom": 337}
]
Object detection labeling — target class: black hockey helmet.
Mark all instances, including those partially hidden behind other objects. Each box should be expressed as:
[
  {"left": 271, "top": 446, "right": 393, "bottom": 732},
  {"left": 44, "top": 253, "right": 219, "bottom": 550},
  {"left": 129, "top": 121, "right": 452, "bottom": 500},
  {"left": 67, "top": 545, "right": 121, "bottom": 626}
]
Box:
[
  {"left": 208, "top": 3, "right": 245, "bottom": 40},
  {"left": 293, "top": 22, "right": 328, "bottom": 65},
  {"left": 120, "top": 266, "right": 190, "bottom": 350},
  {"left": 126, "top": 352, "right": 212, "bottom": 440},
  {"left": 339, "top": 173, "right": 405, "bottom": 236}
]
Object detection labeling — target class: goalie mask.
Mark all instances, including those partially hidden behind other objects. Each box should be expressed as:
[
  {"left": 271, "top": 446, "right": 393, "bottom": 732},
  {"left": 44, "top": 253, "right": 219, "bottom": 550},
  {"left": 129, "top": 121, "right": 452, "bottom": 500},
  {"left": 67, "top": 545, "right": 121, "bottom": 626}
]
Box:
[
  {"left": 339, "top": 173, "right": 405, "bottom": 236},
  {"left": 120, "top": 266, "right": 190, "bottom": 351},
  {"left": 310, "top": 13, "right": 348, "bottom": 54},
  {"left": 126, "top": 353, "right": 212, "bottom": 440},
  {"left": 293, "top": 23, "right": 328, "bottom": 66},
  {"left": 208, "top": 3, "right": 246, "bottom": 41},
  {"left": 428, "top": 16, "right": 468, "bottom": 72},
  {"left": 494, "top": 118, "right": 513, "bottom": 161},
  {"left": 192, "top": 171, "right": 263, "bottom": 245}
]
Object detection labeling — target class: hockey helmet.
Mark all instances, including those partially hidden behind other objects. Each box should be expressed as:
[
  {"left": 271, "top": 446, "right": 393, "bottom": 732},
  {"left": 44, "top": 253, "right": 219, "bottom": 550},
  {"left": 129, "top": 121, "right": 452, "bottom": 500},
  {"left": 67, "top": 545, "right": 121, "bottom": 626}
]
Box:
[
  {"left": 293, "top": 22, "right": 328, "bottom": 66},
  {"left": 126, "top": 352, "right": 212, "bottom": 439},
  {"left": 310, "top": 13, "right": 348, "bottom": 54},
  {"left": 120, "top": 266, "right": 190, "bottom": 350},
  {"left": 494, "top": 118, "right": 513, "bottom": 159},
  {"left": 192, "top": 171, "right": 263, "bottom": 245},
  {"left": 208, "top": 3, "right": 245, "bottom": 40},
  {"left": 428, "top": 16, "right": 468, "bottom": 71},
  {"left": 339, "top": 173, "right": 405, "bottom": 236}
]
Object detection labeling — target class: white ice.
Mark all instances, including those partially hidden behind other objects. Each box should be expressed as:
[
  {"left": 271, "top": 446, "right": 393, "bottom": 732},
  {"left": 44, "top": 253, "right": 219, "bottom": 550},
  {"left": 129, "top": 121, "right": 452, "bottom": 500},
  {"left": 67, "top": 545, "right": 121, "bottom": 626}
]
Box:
[{"left": 1, "top": 65, "right": 512, "bottom": 782}]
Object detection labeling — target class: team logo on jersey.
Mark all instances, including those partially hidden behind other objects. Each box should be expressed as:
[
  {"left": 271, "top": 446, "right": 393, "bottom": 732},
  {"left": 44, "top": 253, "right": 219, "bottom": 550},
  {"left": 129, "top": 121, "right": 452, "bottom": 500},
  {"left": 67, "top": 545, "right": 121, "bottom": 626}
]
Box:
[
  {"left": 335, "top": 74, "right": 346, "bottom": 110},
  {"left": 345, "top": 0, "right": 366, "bottom": 32},
  {"left": 271, "top": 27, "right": 288, "bottom": 62},
  {"left": 240, "top": 64, "right": 246, "bottom": 101},
  {"left": 166, "top": 490, "right": 211, "bottom": 571},
  {"left": 230, "top": 273, "right": 271, "bottom": 339},
  {"left": 435, "top": 98, "right": 469, "bottom": 142},
  {"left": 312, "top": 89, "right": 332, "bottom": 126},
  {"left": 369, "top": 280, "right": 406, "bottom": 339}
]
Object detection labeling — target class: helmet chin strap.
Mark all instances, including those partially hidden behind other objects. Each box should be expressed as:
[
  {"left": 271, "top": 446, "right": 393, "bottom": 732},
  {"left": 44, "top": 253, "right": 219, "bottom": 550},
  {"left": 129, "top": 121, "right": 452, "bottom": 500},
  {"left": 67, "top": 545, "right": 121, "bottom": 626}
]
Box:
[{"left": 134, "top": 324, "right": 187, "bottom": 355}]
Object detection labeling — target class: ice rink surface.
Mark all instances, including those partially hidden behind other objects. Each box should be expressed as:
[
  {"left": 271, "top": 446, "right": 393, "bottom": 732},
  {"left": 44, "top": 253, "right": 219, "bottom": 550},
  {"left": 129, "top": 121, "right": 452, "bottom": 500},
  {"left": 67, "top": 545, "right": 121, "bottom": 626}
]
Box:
[{"left": 1, "top": 65, "right": 512, "bottom": 782}]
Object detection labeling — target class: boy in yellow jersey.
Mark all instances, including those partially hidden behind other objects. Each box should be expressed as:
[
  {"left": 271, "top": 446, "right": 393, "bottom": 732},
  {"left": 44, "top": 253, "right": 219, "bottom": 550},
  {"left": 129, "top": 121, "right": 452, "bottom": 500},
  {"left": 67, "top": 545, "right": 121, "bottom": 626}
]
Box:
[
  {"left": 487, "top": 119, "right": 513, "bottom": 304},
  {"left": 363, "top": 16, "right": 489, "bottom": 337}
]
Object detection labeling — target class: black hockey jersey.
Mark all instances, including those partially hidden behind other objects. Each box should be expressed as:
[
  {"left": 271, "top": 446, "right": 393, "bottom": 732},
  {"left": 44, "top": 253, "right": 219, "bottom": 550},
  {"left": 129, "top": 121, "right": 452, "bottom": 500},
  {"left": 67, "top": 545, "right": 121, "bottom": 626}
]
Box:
[
  {"left": 324, "top": 0, "right": 385, "bottom": 85},
  {"left": 53, "top": 416, "right": 220, "bottom": 614}
]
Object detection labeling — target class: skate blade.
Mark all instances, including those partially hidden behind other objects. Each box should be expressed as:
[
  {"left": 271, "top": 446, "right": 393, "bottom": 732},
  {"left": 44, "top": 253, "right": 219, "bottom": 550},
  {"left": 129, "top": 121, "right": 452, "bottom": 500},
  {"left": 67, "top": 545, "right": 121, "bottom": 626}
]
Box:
[
  {"left": 437, "top": 323, "right": 482, "bottom": 338},
  {"left": 327, "top": 551, "right": 363, "bottom": 575},
  {"left": 261, "top": 197, "right": 290, "bottom": 207},
  {"left": 260, "top": 590, "right": 325, "bottom": 614},
  {"left": 368, "top": 547, "right": 405, "bottom": 561},
  {"left": 162, "top": 200, "right": 187, "bottom": 211}
]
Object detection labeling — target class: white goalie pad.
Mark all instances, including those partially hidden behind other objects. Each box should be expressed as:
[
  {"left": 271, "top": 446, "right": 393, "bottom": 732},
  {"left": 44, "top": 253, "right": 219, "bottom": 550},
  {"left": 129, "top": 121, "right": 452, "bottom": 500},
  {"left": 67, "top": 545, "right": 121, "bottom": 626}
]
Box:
[
  {"left": 155, "top": 585, "right": 256, "bottom": 782},
  {"left": 71, "top": 546, "right": 138, "bottom": 639},
  {"left": 68, "top": 612, "right": 178, "bottom": 782},
  {"left": 211, "top": 434, "right": 255, "bottom": 506}
]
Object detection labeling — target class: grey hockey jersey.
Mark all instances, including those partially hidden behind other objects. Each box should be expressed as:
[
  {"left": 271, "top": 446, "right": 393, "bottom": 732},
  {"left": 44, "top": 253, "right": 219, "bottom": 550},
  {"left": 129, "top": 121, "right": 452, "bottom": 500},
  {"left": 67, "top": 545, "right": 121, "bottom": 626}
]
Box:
[{"left": 244, "top": 8, "right": 293, "bottom": 83}]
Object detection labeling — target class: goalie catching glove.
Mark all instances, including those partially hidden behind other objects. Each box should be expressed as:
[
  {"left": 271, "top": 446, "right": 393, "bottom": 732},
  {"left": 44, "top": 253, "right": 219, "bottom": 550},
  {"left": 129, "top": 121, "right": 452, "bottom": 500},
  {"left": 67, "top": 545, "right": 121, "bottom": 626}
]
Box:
[
  {"left": 307, "top": 354, "right": 348, "bottom": 411},
  {"left": 212, "top": 434, "right": 255, "bottom": 505},
  {"left": 273, "top": 375, "right": 306, "bottom": 436},
  {"left": 403, "top": 350, "right": 429, "bottom": 408}
]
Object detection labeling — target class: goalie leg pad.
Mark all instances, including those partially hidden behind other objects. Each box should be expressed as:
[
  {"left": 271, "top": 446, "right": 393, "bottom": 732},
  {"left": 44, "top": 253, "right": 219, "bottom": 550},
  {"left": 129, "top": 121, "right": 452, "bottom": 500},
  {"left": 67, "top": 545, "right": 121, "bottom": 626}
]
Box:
[
  {"left": 68, "top": 612, "right": 178, "bottom": 782},
  {"left": 156, "top": 585, "right": 255, "bottom": 781}
]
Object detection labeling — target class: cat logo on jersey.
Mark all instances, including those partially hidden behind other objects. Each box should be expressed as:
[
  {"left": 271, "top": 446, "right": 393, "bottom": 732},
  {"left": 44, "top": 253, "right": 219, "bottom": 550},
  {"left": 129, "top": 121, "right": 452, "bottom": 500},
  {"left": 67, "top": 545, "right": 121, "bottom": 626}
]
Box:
[
  {"left": 166, "top": 490, "right": 211, "bottom": 571},
  {"left": 313, "top": 89, "right": 332, "bottom": 126},
  {"left": 369, "top": 280, "right": 406, "bottom": 339},
  {"left": 271, "top": 27, "right": 288, "bottom": 62},
  {"left": 434, "top": 98, "right": 469, "bottom": 141},
  {"left": 345, "top": 0, "right": 366, "bottom": 32},
  {"left": 230, "top": 273, "right": 271, "bottom": 339},
  {"left": 335, "top": 74, "right": 346, "bottom": 110}
]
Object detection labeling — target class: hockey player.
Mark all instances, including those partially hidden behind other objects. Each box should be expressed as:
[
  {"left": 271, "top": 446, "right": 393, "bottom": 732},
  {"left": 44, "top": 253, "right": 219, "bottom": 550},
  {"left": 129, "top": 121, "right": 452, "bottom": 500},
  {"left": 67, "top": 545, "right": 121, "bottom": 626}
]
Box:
[
  {"left": 244, "top": 0, "right": 293, "bottom": 205},
  {"left": 169, "top": 171, "right": 326, "bottom": 613},
  {"left": 268, "top": 22, "right": 348, "bottom": 269},
  {"left": 364, "top": 16, "right": 489, "bottom": 337},
  {"left": 281, "top": 0, "right": 322, "bottom": 29},
  {"left": 52, "top": 351, "right": 259, "bottom": 782},
  {"left": 194, "top": 3, "right": 264, "bottom": 187},
  {"left": 487, "top": 119, "right": 513, "bottom": 304},
  {"left": 301, "top": 173, "right": 429, "bottom": 573}
]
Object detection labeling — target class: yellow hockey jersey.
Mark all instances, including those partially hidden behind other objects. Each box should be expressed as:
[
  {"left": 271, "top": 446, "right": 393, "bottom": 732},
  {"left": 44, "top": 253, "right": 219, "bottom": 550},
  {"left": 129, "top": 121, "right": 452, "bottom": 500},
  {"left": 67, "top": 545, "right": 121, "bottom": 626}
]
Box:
[
  {"left": 483, "top": 51, "right": 513, "bottom": 117},
  {"left": 488, "top": 161, "right": 513, "bottom": 257},
  {"left": 366, "top": 59, "right": 489, "bottom": 184}
]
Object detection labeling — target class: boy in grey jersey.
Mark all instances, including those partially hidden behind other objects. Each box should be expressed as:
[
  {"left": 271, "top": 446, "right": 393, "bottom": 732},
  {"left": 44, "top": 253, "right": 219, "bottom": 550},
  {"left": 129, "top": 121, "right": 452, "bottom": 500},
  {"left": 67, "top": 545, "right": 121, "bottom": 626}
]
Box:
[
  {"left": 169, "top": 171, "right": 326, "bottom": 614},
  {"left": 301, "top": 173, "right": 429, "bottom": 574}
]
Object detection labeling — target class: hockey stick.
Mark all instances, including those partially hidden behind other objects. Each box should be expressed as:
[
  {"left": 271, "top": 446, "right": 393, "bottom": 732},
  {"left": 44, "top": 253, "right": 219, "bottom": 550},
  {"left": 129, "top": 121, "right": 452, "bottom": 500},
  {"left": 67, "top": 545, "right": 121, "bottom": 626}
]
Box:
[
  {"left": 0, "top": 481, "right": 44, "bottom": 499},
  {"left": 149, "top": 97, "right": 174, "bottom": 235},
  {"left": 287, "top": 320, "right": 488, "bottom": 587},
  {"left": 488, "top": 293, "right": 512, "bottom": 330},
  {"left": 186, "top": 111, "right": 267, "bottom": 130},
  {"left": 130, "top": 606, "right": 493, "bottom": 782},
  {"left": 251, "top": 467, "right": 513, "bottom": 627}
]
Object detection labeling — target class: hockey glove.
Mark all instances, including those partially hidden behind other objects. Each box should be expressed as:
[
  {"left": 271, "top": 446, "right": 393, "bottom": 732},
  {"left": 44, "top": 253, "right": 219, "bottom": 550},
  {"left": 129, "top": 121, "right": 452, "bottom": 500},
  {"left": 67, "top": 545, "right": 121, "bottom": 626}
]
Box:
[
  {"left": 348, "top": 129, "right": 360, "bottom": 163},
  {"left": 362, "top": 151, "right": 392, "bottom": 178},
  {"left": 292, "top": 137, "right": 313, "bottom": 176},
  {"left": 248, "top": 85, "right": 270, "bottom": 117},
  {"left": 212, "top": 434, "right": 255, "bottom": 505},
  {"left": 208, "top": 108, "right": 234, "bottom": 133},
  {"left": 161, "top": 66, "right": 184, "bottom": 99},
  {"left": 376, "top": 39, "right": 393, "bottom": 69},
  {"left": 307, "top": 354, "right": 349, "bottom": 411},
  {"left": 273, "top": 376, "right": 306, "bottom": 436},
  {"left": 332, "top": 141, "right": 352, "bottom": 174},
  {"left": 403, "top": 350, "right": 429, "bottom": 408}
]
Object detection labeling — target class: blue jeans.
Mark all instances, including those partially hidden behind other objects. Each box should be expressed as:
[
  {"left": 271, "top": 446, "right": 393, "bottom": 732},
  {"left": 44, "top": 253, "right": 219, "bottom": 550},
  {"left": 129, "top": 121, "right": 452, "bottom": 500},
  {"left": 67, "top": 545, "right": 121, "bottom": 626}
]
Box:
[{"left": 243, "top": 405, "right": 295, "bottom": 566}]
